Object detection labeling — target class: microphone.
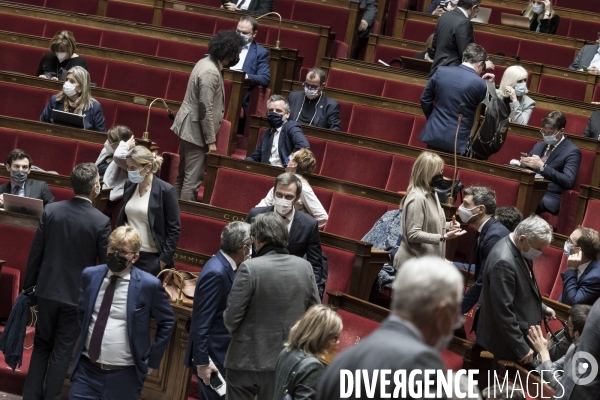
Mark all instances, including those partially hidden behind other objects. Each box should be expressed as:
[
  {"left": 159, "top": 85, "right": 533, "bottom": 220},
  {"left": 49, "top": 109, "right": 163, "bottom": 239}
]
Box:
[
  {"left": 143, "top": 98, "right": 175, "bottom": 141},
  {"left": 256, "top": 12, "right": 282, "bottom": 50},
  {"left": 447, "top": 103, "right": 466, "bottom": 206}
]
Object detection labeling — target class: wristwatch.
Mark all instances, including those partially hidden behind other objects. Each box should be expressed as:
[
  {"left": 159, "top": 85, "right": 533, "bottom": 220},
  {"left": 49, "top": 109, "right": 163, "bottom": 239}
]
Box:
[{"left": 440, "top": 234, "right": 446, "bottom": 242}]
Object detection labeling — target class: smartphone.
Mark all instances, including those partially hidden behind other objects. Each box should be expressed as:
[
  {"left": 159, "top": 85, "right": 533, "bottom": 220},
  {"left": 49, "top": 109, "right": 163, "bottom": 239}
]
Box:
[
  {"left": 520, "top": 152, "right": 528, "bottom": 157},
  {"left": 210, "top": 371, "right": 224, "bottom": 390}
]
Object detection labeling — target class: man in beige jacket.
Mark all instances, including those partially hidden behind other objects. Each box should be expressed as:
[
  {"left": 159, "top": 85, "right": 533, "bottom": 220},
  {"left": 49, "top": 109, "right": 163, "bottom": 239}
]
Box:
[{"left": 171, "top": 30, "right": 244, "bottom": 201}]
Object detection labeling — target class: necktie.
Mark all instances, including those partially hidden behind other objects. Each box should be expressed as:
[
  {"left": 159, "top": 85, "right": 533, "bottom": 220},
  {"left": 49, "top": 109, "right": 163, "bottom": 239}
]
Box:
[
  {"left": 12, "top": 185, "right": 20, "bottom": 195},
  {"left": 541, "top": 145, "right": 554, "bottom": 163},
  {"left": 88, "top": 275, "right": 118, "bottom": 362},
  {"left": 237, "top": 0, "right": 246, "bottom": 8}
]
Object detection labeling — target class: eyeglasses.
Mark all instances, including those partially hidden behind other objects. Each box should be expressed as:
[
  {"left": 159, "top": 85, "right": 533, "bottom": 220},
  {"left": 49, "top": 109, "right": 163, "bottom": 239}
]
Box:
[
  {"left": 126, "top": 164, "right": 149, "bottom": 172},
  {"left": 108, "top": 246, "right": 136, "bottom": 258},
  {"left": 539, "top": 129, "right": 560, "bottom": 136},
  {"left": 302, "top": 82, "right": 321, "bottom": 91}
]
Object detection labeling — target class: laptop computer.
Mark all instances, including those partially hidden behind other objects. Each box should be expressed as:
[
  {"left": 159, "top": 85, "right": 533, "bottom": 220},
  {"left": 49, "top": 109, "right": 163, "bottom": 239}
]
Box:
[
  {"left": 51, "top": 109, "right": 85, "bottom": 129},
  {"left": 500, "top": 13, "right": 531, "bottom": 29},
  {"left": 2, "top": 193, "right": 44, "bottom": 218},
  {"left": 472, "top": 7, "right": 492, "bottom": 24}
]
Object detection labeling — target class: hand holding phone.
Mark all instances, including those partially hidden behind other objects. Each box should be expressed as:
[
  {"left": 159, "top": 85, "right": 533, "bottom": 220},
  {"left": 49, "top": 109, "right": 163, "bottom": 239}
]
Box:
[
  {"left": 520, "top": 152, "right": 528, "bottom": 158},
  {"left": 210, "top": 371, "right": 224, "bottom": 389}
]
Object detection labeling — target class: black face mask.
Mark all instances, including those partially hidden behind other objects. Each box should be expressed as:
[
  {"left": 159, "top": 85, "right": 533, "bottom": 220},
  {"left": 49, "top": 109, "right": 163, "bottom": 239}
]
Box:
[
  {"left": 107, "top": 252, "right": 129, "bottom": 273},
  {"left": 430, "top": 173, "right": 445, "bottom": 189}
]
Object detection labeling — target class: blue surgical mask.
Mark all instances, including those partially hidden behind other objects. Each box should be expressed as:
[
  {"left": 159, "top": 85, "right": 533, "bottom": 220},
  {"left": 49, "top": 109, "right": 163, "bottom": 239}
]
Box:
[
  {"left": 267, "top": 112, "right": 285, "bottom": 129},
  {"left": 515, "top": 83, "right": 527, "bottom": 97},
  {"left": 543, "top": 133, "right": 559, "bottom": 146},
  {"left": 239, "top": 32, "right": 251, "bottom": 44},
  {"left": 128, "top": 170, "right": 145, "bottom": 184},
  {"left": 532, "top": 4, "right": 544, "bottom": 14},
  {"left": 564, "top": 242, "right": 571, "bottom": 257}
]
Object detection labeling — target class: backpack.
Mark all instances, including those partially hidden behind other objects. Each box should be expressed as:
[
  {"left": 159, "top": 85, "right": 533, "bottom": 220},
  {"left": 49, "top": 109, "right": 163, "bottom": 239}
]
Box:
[{"left": 465, "top": 80, "right": 511, "bottom": 160}]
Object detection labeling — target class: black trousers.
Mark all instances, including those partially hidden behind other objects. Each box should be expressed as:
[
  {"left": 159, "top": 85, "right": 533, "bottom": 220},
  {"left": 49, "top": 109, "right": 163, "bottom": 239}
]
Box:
[
  {"left": 135, "top": 251, "right": 161, "bottom": 276},
  {"left": 23, "top": 298, "right": 79, "bottom": 400},
  {"left": 69, "top": 357, "right": 143, "bottom": 400}
]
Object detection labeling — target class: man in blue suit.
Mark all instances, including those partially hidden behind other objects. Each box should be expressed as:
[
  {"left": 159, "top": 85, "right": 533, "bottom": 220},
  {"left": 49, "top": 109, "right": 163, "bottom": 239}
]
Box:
[
  {"left": 521, "top": 110, "right": 582, "bottom": 215},
  {"left": 246, "top": 95, "right": 309, "bottom": 166},
  {"left": 69, "top": 226, "right": 175, "bottom": 400},
  {"left": 185, "top": 222, "right": 252, "bottom": 400},
  {"left": 230, "top": 16, "right": 270, "bottom": 117},
  {"left": 560, "top": 226, "right": 600, "bottom": 306},
  {"left": 419, "top": 43, "right": 489, "bottom": 155}
]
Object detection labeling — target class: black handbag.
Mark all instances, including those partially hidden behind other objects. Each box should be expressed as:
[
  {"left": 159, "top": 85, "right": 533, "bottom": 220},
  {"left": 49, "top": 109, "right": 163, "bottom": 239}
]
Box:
[{"left": 435, "top": 179, "right": 464, "bottom": 204}]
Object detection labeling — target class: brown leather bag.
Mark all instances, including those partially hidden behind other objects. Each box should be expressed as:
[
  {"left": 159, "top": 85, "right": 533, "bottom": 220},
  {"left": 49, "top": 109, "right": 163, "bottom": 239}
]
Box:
[{"left": 156, "top": 269, "right": 197, "bottom": 307}]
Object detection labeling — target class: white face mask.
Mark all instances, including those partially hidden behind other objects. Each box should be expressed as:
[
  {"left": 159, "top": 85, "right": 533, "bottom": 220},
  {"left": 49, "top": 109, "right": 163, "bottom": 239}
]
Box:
[
  {"left": 521, "top": 238, "right": 543, "bottom": 261},
  {"left": 273, "top": 197, "right": 294, "bottom": 216},
  {"left": 104, "top": 140, "right": 114, "bottom": 155},
  {"left": 55, "top": 52, "right": 69, "bottom": 63},
  {"left": 458, "top": 205, "right": 480, "bottom": 223},
  {"left": 450, "top": 0, "right": 458, "bottom": 4},
  {"left": 304, "top": 86, "right": 320, "bottom": 100},
  {"left": 63, "top": 81, "right": 77, "bottom": 97}
]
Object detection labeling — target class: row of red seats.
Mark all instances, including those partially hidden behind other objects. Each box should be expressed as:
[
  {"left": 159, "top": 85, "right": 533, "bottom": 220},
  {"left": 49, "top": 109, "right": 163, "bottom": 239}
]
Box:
[{"left": 484, "top": 0, "right": 600, "bottom": 14}]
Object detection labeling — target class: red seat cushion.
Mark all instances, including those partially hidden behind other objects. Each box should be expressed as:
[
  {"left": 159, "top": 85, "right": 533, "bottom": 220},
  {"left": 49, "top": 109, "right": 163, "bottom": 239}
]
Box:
[
  {"left": 322, "top": 246, "right": 356, "bottom": 304},
  {"left": 336, "top": 101, "right": 353, "bottom": 132},
  {"left": 347, "top": 105, "right": 416, "bottom": 144},
  {"left": 16, "top": 132, "right": 77, "bottom": 175},
  {"left": 549, "top": 257, "right": 568, "bottom": 301},
  {"left": 582, "top": 199, "right": 600, "bottom": 232},
  {"left": 324, "top": 193, "right": 389, "bottom": 240},
  {"left": 213, "top": 18, "right": 238, "bottom": 33},
  {"left": 165, "top": 71, "right": 191, "bottom": 102},
  {"left": 474, "top": 31, "right": 520, "bottom": 57},
  {"left": 573, "top": 149, "right": 595, "bottom": 191},
  {"left": 537, "top": 75, "right": 587, "bottom": 102},
  {"left": 517, "top": 41, "right": 575, "bottom": 69},
  {"left": 95, "top": 98, "right": 117, "bottom": 128},
  {"left": 45, "top": 0, "right": 98, "bottom": 14},
  {"left": 215, "top": 119, "right": 231, "bottom": 156},
  {"left": 272, "top": 0, "right": 293, "bottom": 19},
  {"left": 409, "top": 116, "right": 427, "bottom": 148},
  {"left": 306, "top": 137, "right": 326, "bottom": 175},
  {"left": 0, "top": 42, "right": 46, "bottom": 76},
  {"left": 179, "top": 213, "right": 227, "bottom": 255},
  {"left": 567, "top": 19, "right": 600, "bottom": 41},
  {"left": 99, "top": 30, "right": 159, "bottom": 56},
  {"left": 320, "top": 142, "right": 393, "bottom": 189},
  {"left": 105, "top": 0, "right": 154, "bottom": 24},
  {"left": 273, "top": 28, "right": 321, "bottom": 68},
  {"left": 382, "top": 80, "right": 424, "bottom": 104},
  {"left": 160, "top": 9, "right": 216, "bottom": 35},
  {"left": 49, "top": 186, "right": 74, "bottom": 202},
  {"left": 555, "top": 0, "right": 600, "bottom": 12},
  {"left": 0, "top": 128, "right": 20, "bottom": 162},
  {"left": 0, "top": 267, "right": 20, "bottom": 320},
  {"left": 441, "top": 349, "right": 464, "bottom": 371},
  {"left": 532, "top": 245, "right": 563, "bottom": 297},
  {"left": 488, "top": 134, "right": 538, "bottom": 166},
  {"left": 401, "top": 20, "right": 435, "bottom": 43},
  {"left": 327, "top": 70, "right": 385, "bottom": 96},
  {"left": 311, "top": 186, "right": 333, "bottom": 212},
  {"left": 456, "top": 170, "right": 520, "bottom": 207},
  {"left": 291, "top": 2, "right": 350, "bottom": 41},
  {"left": 103, "top": 61, "right": 170, "bottom": 98},
  {"left": 385, "top": 155, "right": 415, "bottom": 193},
  {"left": 157, "top": 41, "right": 208, "bottom": 64},
  {"left": 209, "top": 169, "right": 273, "bottom": 212},
  {"left": 74, "top": 142, "right": 103, "bottom": 166},
  {"left": 43, "top": 21, "right": 103, "bottom": 46},
  {"left": 0, "top": 225, "right": 36, "bottom": 290},
  {"left": 0, "top": 13, "right": 45, "bottom": 36},
  {"left": 335, "top": 309, "right": 380, "bottom": 354}
]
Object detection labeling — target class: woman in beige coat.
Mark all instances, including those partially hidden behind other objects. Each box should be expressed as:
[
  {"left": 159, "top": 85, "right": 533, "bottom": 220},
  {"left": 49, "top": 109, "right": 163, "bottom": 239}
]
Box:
[{"left": 393, "top": 151, "right": 465, "bottom": 269}]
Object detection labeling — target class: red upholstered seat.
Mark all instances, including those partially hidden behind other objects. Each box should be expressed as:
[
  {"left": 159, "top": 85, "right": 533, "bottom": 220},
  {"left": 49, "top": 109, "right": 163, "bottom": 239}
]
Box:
[
  {"left": 533, "top": 245, "right": 563, "bottom": 297},
  {"left": 45, "top": 0, "right": 98, "bottom": 14},
  {"left": 213, "top": 18, "right": 238, "bottom": 32},
  {"left": 488, "top": 134, "right": 538, "bottom": 166},
  {"left": 409, "top": 116, "right": 427, "bottom": 148},
  {"left": 16, "top": 132, "right": 77, "bottom": 175},
  {"left": 538, "top": 75, "right": 587, "bottom": 102},
  {"left": 0, "top": 42, "right": 46, "bottom": 76},
  {"left": 160, "top": 9, "right": 217, "bottom": 35},
  {"left": 0, "top": 13, "right": 45, "bottom": 36},
  {"left": 484, "top": 4, "right": 520, "bottom": 26},
  {"left": 456, "top": 170, "right": 520, "bottom": 207},
  {"left": 95, "top": 99, "right": 117, "bottom": 128},
  {"left": 157, "top": 41, "right": 208, "bottom": 64},
  {"left": 549, "top": 257, "right": 568, "bottom": 301},
  {"left": 311, "top": 186, "right": 333, "bottom": 212},
  {"left": 0, "top": 225, "right": 36, "bottom": 290},
  {"left": 527, "top": 107, "right": 547, "bottom": 128},
  {"left": 75, "top": 141, "right": 103, "bottom": 166},
  {"left": 0, "top": 267, "right": 20, "bottom": 320},
  {"left": 79, "top": 55, "right": 107, "bottom": 88},
  {"left": 103, "top": 61, "right": 170, "bottom": 99},
  {"left": 555, "top": 0, "right": 600, "bottom": 12},
  {"left": 582, "top": 199, "right": 600, "bottom": 232},
  {"left": 564, "top": 114, "right": 591, "bottom": 136},
  {"left": 473, "top": 31, "right": 520, "bottom": 57},
  {"left": 322, "top": 246, "right": 356, "bottom": 304},
  {"left": 112, "top": 103, "right": 180, "bottom": 154},
  {"left": 272, "top": 0, "right": 293, "bottom": 19},
  {"left": 291, "top": 2, "right": 350, "bottom": 42},
  {"left": 347, "top": 105, "right": 416, "bottom": 144},
  {"left": 43, "top": 21, "right": 103, "bottom": 46},
  {"left": 336, "top": 101, "right": 353, "bottom": 132},
  {"left": 555, "top": 17, "right": 571, "bottom": 38},
  {"left": 306, "top": 137, "right": 326, "bottom": 175},
  {"left": 401, "top": 20, "right": 435, "bottom": 43},
  {"left": 441, "top": 350, "right": 464, "bottom": 371},
  {"left": 517, "top": 41, "right": 575, "bottom": 69},
  {"left": 320, "top": 142, "right": 393, "bottom": 189},
  {"left": 385, "top": 155, "right": 415, "bottom": 193},
  {"left": 335, "top": 309, "right": 380, "bottom": 354},
  {"left": 373, "top": 45, "right": 419, "bottom": 67},
  {"left": 49, "top": 186, "right": 74, "bottom": 202},
  {"left": 382, "top": 80, "right": 424, "bottom": 104},
  {"left": 223, "top": 80, "right": 233, "bottom": 119},
  {"left": 327, "top": 70, "right": 385, "bottom": 96},
  {"left": 0, "top": 128, "right": 20, "bottom": 162},
  {"left": 567, "top": 19, "right": 600, "bottom": 41},
  {"left": 324, "top": 193, "right": 390, "bottom": 240},
  {"left": 99, "top": 30, "right": 159, "bottom": 56},
  {"left": 573, "top": 148, "right": 595, "bottom": 191},
  {"left": 105, "top": 0, "right": 154, "bottom": 24},
  {"left": 209, "top": 168, "right": 273, "bottom": 212},
  {"left": 179, "top": 213, "right": 227, "bottom": 255},
  {"left": 215, "top": 119, "right": 231, "bottom": 155},
  {"left": 158, "top": 152, "right": 179, "bottom": 185},
  {"left": 272, "top": 28, "right": 321, "bottom": 68},
  {"left": 165, "top": 71, "right": 191, "bottom": 102}
]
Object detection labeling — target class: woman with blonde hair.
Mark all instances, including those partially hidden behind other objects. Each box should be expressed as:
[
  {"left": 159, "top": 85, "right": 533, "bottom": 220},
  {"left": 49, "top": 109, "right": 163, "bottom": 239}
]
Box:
[
  {"left": 273, "top": 305, "right": 342, "bottom": 400},
  {"left": 497, "top": 65, "right": 536, "bottom": 125},
  {"left": 521, "top": 0, "right": 560, "bottom": 34},
  {"left": 116, "top": 145, "right": 181, "bottom": 275},
  {"left": 39, "top": 65, "right": 105, "bottom": 132},
  {"left": 257, "top": 148, "right": 328, "bottom": 228},
  {"left": 36, "top": 30, "right": 88, "bottom": 80},
  {"left": 393, "top": 151, "right": 465, "bottom": 269}
]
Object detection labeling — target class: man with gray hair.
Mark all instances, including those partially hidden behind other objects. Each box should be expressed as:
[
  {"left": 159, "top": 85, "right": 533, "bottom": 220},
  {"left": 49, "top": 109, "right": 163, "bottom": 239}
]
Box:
[
  {"left": 185, "top": 221, "right": 252, "bottom": 400},
  {"left": 316, "top": 257, "right": 468, "bottom": 400},
  {"left": 224, "top": 213, "right": 320, "bottom": 400},
  {"left": 476, "top": 215, "right": 557, "bottom": 366},
  {"left": 245, "top": 94, "right": 309, "bottom": 166}
]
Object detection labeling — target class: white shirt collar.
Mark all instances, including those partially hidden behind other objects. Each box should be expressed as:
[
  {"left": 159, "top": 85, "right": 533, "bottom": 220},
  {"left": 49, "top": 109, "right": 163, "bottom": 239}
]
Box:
[
  {"left": 108, "top": 269, "right": 131, "bottom": 281},
  {"left": 220, "top": 250, "right": 238, "bottom": 271},
  {"left": 75, "top": 195, "right": 92, "bottom": 203},
  {"left": 461, "top": 62, "right": 476, "bottom": 71},
  {"left": 458, "top": 7, "right": 469, "bottom": 18}
]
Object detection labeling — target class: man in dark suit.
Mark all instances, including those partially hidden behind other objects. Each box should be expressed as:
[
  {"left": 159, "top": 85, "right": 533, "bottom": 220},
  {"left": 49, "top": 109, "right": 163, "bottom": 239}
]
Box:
[
  {"left": 358, "top": 0, "right": 378, "bottom": 38},
  {"left": 521, "top": 110, "right": 582, "bottom": 215},
  {"left": 569, "top": 42, "right": 600, "bottom": 72},
  {"left": 230, "top": 16, "right": 270, "bottom": 117},
  {"left": 185, "top": 221, "right": 251, "bottom": 400},
  {"left": 454, "top": 186, "right": 510, "bottom": 314},
  {"left": 476, "top": 215, "right": 556, "bottom": 365},
  {"left": 0, "top": 148, "right": 54, "bottom": 207},
  {"left": 288, "top": 67, "right": 341, "bottom": 131},
  {"left": 69, "top": 226, "right": 175, "bottom": 400},
  {"left": 223, "top": 0, "right": 272, "bottom": 16},
  {"left": 559, "top": 226, "right": 600, "bottom": 306},
  {"left": 245, "top": 173, "right": 325, "bottom": 296},
  {"left": 582, "top": 109, "right": 600, "bottom": 140},
  {"left": 420, "top": 43, "right": 489, "bottom": 154},
  {"left": 246, "top": 95, "right": 310, "bottom": 166},
  {"left": 430, "top": 0, "right": 481, "bottom": 75},
  {"left": 316, "top": 257, "right": 465, "bottom": 400},
  {"left": 22, "top": 163, "right": 111, "bottom": 400},
  {"left": 224, "top": 212, "right": 320, "bottom": 400}
]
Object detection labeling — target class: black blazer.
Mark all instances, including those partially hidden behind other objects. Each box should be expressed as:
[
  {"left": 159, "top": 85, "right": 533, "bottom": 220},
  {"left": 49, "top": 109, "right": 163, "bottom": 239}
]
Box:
[
  {"left": 476, "top": 236, "right": 544, "bottom": 361},
  {"left": 569, "top": 43, "right": 600, "bottom": 71},
  {"left": 23, "top": 197, "right": 111, "bottom": 306},
  {"left": 460, "top": 217, "right": 510, "bottom": 313},
  {"left": 583, "top": 110, "right": 600, "bottom": 140},
  {"left": 244, "top": 0, "right": 273, "bottom": 15},
  {"left": 288, "top": 90, "right": 341, "bottom": 131},
  {"left": 245, "top": 120, "right": 310, "bottom": 165},
  {"left": 245, "top": 206, "right": 325, "bottom": 293},
  {"left": 430, "top": 8, "right": 474, "bottom": 76},
  {"left": 526, "top": 12, "right": 560, "bottom": 35},
  {"left": 117, "top": 177, "right": 181, "bottom": 265},
  {"left": 0, "top": 179, "right": 55, "bottom": 206}
]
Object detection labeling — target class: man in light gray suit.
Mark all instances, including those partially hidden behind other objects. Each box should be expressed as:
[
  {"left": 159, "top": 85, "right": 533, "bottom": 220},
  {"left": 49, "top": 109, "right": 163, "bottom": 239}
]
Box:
[
  {"left": 224, "top": 212, "right": 320, "bottom": 400},
  {"left": 171, "top": 30, "right": 244, "bottom": 201},
  {"left": 569, "top": 42, "right": 600, "bottom": 72}
]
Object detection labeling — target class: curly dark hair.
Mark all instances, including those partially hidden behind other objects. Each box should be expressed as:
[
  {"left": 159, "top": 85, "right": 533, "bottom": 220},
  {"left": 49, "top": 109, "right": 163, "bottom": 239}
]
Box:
[{"left": 208, "top": 30, "right": 245, "bottom": 62}]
